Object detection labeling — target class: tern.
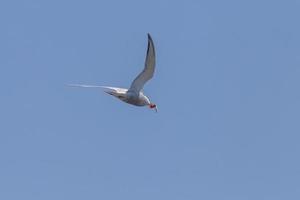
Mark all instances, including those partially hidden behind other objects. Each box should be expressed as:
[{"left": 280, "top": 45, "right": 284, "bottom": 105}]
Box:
[{"left": 69, "top": 33, "right": 158, "bottom": 112}]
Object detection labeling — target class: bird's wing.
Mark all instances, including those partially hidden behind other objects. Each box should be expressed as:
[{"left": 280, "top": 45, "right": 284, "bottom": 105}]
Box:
[{"left": 129, "top": 33, "right": 156, "bottom": 94}]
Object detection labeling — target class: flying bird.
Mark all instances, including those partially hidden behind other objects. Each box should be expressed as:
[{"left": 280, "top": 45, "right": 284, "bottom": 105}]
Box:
[{"left": 69, "top": 33, "right": 157, "bottom": 112}]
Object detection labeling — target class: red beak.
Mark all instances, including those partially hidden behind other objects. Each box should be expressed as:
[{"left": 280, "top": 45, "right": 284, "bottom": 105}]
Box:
[{"left": 149, "top": 104, "right": 158, "bottom": 112}]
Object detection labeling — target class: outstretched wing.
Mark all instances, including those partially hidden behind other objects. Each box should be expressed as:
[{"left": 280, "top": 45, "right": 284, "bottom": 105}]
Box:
[{"left": 129, "top": 33, "right": 156, "bottom": 94}]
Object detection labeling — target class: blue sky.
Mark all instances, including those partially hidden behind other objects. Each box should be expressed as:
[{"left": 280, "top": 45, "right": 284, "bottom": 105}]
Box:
[{"left": 1, "top": 0, "right": 300, "bottom": 199}]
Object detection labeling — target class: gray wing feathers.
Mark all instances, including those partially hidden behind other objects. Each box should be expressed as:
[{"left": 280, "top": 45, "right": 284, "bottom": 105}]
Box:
[{"left": 129, "top": 33, "right": 156, "bottom": 93}]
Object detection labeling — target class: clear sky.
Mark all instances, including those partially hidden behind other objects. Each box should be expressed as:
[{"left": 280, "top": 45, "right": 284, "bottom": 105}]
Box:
[{"left": 1, "top": 0, "right": 300, "bottom": 199}]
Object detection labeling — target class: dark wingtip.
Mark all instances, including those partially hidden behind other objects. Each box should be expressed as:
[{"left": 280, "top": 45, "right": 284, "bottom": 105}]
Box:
[
  {"left": 145, "top": 33, "right": 155, "bottom": 65},
  {"left": 147, "top": 33, "right": 152, "bottom": 41}
]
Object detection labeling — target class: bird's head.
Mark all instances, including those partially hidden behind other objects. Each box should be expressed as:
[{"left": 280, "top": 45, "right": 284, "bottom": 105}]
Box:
[{"left": 149, "top": 103, "right": 158, "bottom": 112}]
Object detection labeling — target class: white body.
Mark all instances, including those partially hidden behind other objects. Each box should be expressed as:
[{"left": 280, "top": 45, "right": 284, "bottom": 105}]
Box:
[{"left": 102, "top": 86, "right": 151, "bottom": 106}]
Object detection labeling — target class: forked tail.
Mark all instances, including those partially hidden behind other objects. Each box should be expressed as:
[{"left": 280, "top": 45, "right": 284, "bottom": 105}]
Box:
[
  {"left": 67, "top": 84, "right": 105, "bottom": 88},
  {"left": 68, "top": 84, "right": 128, "bottom": 94}
]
